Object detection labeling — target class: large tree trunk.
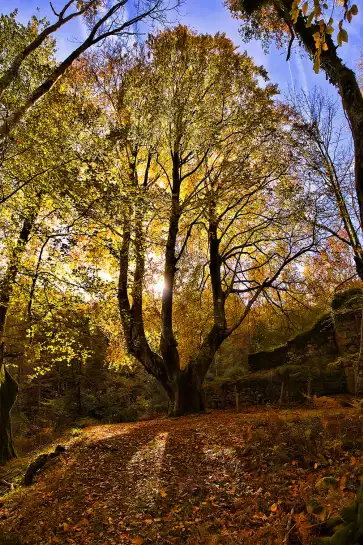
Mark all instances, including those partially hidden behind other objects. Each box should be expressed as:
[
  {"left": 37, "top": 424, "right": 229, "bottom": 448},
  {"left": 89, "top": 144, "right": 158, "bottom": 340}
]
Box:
[
  {"left": 0, "top": 365, "right": 18, "bottom": 463},
  {"left": 168, "top": 366, "right": 206, "bottom": 417}
]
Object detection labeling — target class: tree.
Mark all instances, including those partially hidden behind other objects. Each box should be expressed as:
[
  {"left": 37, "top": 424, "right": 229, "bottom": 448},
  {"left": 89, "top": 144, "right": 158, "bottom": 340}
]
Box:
[
  {"left": 289, "top": 88, "right": 363, "bottom": 280},
  {"left": 83, "top": 27, "right": 318, "bottom": 415},
  {"left": 0, "top": 29, "right": 106, "bottom": 461},
  {"left": 0, "top": 0, "right": 176, "bottom": 140},
  {"left": 226, "top": 0, "right": 363, "bottom": 230}
]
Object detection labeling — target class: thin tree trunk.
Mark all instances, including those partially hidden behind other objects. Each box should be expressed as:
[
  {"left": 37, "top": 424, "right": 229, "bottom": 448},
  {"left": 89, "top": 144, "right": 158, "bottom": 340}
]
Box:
[
  {"left": 0, "top": 204, "right": 39, "bottom": 463},
  {"left": 316, "top": 129, "right": 363, "bottom": 278},
  {"left": 0, "top": 364, "right": 18, "bottom": 463},
  {"left": 160, "top": 150, "right": 182, "bottom": 381}
]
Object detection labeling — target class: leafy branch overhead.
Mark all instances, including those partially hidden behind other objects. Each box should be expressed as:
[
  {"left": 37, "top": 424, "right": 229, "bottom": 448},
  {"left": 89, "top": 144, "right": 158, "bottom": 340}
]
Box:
[
  {"left": 0, "top": 0, "right": 177, "bottom": 139},
  {"left": 289, "top": 0, "right": 358, "bottom": 72}
]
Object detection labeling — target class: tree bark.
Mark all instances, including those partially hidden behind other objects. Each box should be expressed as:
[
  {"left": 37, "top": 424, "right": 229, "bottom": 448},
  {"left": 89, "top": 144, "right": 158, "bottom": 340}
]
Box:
[
  {"left": 169, "top": 366, "right": 205, "bottom": 416},
  {"left": 0, "top": 364, "right": 18, "bottom": 463},
  {"left": 160, "top": 150, "right": 181, "bottom": 380}
]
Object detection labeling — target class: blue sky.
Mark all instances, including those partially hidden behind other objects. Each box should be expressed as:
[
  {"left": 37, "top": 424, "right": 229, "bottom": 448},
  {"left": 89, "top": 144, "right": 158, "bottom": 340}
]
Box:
[{"left": 4, "top": 0, "right": 363, "bottom": 101}]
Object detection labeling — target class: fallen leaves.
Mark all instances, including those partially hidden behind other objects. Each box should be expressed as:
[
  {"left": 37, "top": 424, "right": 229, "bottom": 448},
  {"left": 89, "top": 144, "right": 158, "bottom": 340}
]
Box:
[{"left": 1, "top": 406, "right": 363, "bottom": 544}]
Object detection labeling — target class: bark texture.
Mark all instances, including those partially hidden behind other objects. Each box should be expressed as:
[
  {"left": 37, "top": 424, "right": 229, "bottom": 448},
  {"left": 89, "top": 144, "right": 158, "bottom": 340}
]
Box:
[
  {"left": 171, "top": 367, "right": 206, "bottom": 416},
  {"left": 0, "top": 365, "right": 18, "bottom": 463}
]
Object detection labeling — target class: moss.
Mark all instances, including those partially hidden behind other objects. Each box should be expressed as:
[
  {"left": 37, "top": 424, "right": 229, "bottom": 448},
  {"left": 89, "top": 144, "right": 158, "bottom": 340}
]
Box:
[
  {"left": 248, "top": 313, "right": 335, "bottom": 372},
  {"left": 318, "top": 484, "right": 363, "bottom": 544},
  {"left": 331, "top": 288, "right": 363, "bottom": 311}
]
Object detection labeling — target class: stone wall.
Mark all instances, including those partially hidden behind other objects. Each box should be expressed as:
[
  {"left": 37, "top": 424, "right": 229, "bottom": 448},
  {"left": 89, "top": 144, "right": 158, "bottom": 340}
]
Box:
[
  {"left": 248, "top": 315, "right": 337, "bottom": 373},
  {"left": 204, "top": 364, "right": 348, "bottom": 409},
  {"left": 249, "top": 288, "right": 363, "bottom": 376},
  {"left": 205, "top": 288, "right": 363, "bottom": 407}
]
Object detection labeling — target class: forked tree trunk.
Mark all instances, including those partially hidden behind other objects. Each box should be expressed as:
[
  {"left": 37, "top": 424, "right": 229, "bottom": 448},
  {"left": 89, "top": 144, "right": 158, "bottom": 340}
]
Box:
[
  {"left": 0, "top": 365, "right": 18, "bottom": 463},
  {"left": 117, "top": 145, "right": 256, "bottom": 417}
]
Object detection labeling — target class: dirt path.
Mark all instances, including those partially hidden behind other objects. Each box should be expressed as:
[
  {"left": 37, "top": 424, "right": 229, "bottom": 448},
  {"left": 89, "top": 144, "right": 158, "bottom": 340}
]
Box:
[{"left": 1, "top": 406, "right": 363, "bottom": 544}]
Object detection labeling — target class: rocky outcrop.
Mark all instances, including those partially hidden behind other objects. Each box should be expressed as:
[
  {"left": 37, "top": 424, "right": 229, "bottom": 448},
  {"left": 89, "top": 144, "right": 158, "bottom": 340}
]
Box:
[
  {"left": 248, "top": 288, "right": 363, "bottom": 396},
  {"left": 248, "top": 314, "right": 337, "bottom": 373},
  {"left": 205, "top": 288, "right": 363, "bottom": 408}
]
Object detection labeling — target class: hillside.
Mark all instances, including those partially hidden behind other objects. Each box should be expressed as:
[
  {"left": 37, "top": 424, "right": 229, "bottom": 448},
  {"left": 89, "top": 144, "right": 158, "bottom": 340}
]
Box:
[{"left": 1, "top": 404, "right": 363, "bottom": 545}]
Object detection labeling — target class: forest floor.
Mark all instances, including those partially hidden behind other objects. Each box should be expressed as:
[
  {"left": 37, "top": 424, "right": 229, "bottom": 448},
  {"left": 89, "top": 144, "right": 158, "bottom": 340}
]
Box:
[{"left": 1, "top": 400, "right": 363, "bottom": 545}]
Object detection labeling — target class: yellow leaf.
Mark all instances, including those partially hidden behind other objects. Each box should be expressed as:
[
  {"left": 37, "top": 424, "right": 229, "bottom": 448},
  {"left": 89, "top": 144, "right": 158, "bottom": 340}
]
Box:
[
  {"left": 313, "top": 53, "right": 321, "bottom": 73},
  {"left": 337, "top": 28, "right": 348, "bottom": 46},
  {"left": 302, "top": 2, "right": 308, "bottom": 16},
  {"left": 159, "top": 488, "right": 167, "bottom": 497},
  {"left": 270, "top": 503, "right": 278, "bottom": 512},
  {"left": 63, "top": 523, "right": 70, "bottom": 532},
  {"left": 322, "top": 42, "right": 328, "bottom": 51}
]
